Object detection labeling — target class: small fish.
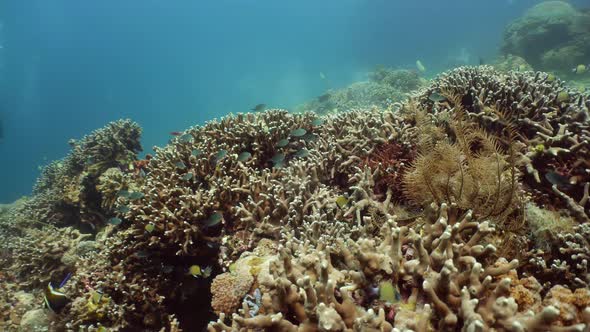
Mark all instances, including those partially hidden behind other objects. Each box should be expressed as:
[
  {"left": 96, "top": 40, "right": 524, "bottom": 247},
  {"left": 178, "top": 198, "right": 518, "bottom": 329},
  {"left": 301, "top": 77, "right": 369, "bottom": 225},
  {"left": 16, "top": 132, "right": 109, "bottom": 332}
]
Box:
[
  {"left": 108, "top": 217, "right": 122, "bottom": 226},
  {"left": 202, "top": 266, "right": 213, "bottom": 278},
  {"left": 97, "top": 326, "right": 108, "bottom": 332},
  {"left": 44, "top": 282, "right": 68, "bottom": 312},
  {"left": 277, "top": 138, "right": 290, "bottom": 148},
  {"left": 294, "top": 148, "right": 310, "bottom": 158},
  {"left": 116, "top": 205, "right": 130, "bottom": 214},
  {"left": 181, "top": 172, "right": 194, "bottom": 181},
  {"left": 545, "top": 171, "right": 573, "bottom": 190},
  {"left": 138, "top": 169, "right": 146, "bottom": 178},
  {"left": 270, "top": 153, "right": 285, "bottom": 164},
  {"left": 203, "top": 212, "right": 223, "bottom": 227},
  {"left": 416, "top": 60, "right": 426, "bottom": 73},
  {"left": 128, "top": 192, "right": 145, "bottom": 200},
  {"left": 238, "top": 151, "right": 252, "bottom": 162},
  {"left": 428, "top": 91, "right": 446, "bottom": 103},
  {"left": 215, "top": 149, "right": 228, "bottom": 162},
  {"left": 91, "top": 290, "right": 104, "bottom": 304},
  {"left": 290, "top": 128, "right": 307, "bottom": 137},
  {"left": 311, "top": 118, "right": 324, "bottom": 126},
  {"left": 175, "top": 161, "right": 186, "bottom": 169},
  {"left": 335, "top": 196, "right": 349, "bottom": 209},
  {"left": 546, "top": 73, "right": 556, "bottom": 82},
  {"left": 191, "top": 149, "right": 202, "bottom": 157},
  {"left": 162, "top": 265, "right": 174, "bottom": 274},
  {"left": 251, "top": 104, "right": 266, "bottom": 112},
  {"left": 478, "top": 57, "right": 485, "bottom": 65},
  {"left": 145, "top": 223, "right": 155, "bottom": 233},
  {"left": 572, "top": 64, "right": 588, "bottom": 74},
  {"left": 178, "top": 133, "right": 193, "bottom": 143},
  {"left": 318, "top": 93, "right": 331, "bottom": 102},
  {"left": 320, "top": 72, "right": 326, "bottom": 80},
  {"left": 273, "top": 160, "right": 285, "bottom": 169},
  {"left": 379, "top": 280, "right": 401, "bottom": 303},
  {"left": 135, "top": 251, "right": 150, "bottom": 259},
  {"left": 557, "top": 91, "right": 570, "bottom": 103},
  {"left": 188, "top": 265, "right": 202, "bottom": 277},
  {"left": 518, "top": 64, "right": 527, "bottom": 72},
  {"left": 170, "top": 131, "right": 183, "bottom": 136},
  {"left": 301, "top": 133, "right": 319, "bottom": 142},
  {"left": 117, "top": 190, "right": 131, "bottom": 198}
]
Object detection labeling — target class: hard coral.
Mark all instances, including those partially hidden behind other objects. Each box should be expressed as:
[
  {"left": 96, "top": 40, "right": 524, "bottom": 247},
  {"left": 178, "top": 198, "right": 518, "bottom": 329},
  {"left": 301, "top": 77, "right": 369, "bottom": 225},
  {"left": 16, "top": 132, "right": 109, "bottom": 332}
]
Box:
[
  {"left": 417, "top": 65, "right": 590, "bottom": 222},
  {"left": 501, "top": 1, "right": 590, "bottom": 75},
  {"left": 211, "top": 272, "right": 253, "bottom": 315},
  {"left": 209, "top": 201, "right": 585, "bottom": 331},
  {"left": 9, "top": 226, "right": 90, "bottom": 289},
  {"left": 363, "top": 141, "right": 415, "bottom": 200},
  {"left": 25, "top": 119, "right": 142, "bottom": 229}
]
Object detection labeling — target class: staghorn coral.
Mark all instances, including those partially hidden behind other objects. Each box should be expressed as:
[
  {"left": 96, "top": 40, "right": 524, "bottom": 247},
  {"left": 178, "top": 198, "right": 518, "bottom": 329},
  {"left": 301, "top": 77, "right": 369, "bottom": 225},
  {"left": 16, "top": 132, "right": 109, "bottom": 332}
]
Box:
[
  {"left": 415, "top": 65, "right": 590, "bottom": 222},
  {"left": 8, "top": 226, "right": 91, "bottom": 289},
  {"left": 522, "top": 222, "right": 590, "bottom": 289},
  {"left": 124, "top": 109, "right": 412, "bottom": 258},
  {"left": 25, "top": 119, "right": 142, "bottom": 229}
]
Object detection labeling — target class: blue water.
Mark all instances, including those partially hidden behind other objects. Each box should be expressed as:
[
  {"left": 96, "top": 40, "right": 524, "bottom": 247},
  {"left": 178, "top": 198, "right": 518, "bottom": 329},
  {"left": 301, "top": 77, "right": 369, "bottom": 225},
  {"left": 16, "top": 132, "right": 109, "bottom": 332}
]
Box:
[{"left": 0, "top": 0, "right": 584, "bottom": 202}]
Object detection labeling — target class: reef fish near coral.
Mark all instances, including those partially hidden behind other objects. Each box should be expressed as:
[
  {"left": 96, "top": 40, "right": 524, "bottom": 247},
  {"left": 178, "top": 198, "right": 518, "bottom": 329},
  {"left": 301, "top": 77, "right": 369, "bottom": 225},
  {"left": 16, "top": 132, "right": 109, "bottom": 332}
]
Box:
[
  {"left": 572, "top": 64, "right": 588, "bottom": 74},
  {"left": 44, "top": 274, "right": 71, "bottom": 312},
  {"left": 250, "top": 104, "right": 266, "bottom": 112},
  {"left": 416, "top": 59, "right": 426, "bottom": 72}
]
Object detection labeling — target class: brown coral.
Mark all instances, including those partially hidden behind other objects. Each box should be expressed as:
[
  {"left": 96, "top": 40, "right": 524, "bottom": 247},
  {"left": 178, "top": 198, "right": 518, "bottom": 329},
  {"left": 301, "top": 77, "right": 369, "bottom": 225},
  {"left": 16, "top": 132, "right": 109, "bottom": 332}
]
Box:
[{"left": 210, "top": 272, "right": 253, "bottom": 315}]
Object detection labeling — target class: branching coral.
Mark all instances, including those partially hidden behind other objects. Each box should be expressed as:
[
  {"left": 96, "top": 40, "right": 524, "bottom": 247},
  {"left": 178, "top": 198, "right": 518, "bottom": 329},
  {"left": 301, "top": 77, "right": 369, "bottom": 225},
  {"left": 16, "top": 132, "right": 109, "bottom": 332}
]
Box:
[
  {"left": 5, "top": 66, "right": 590, "bottom": 332},
  {"left": 8, "top": 226, "right": 90, "bottom": 289},
  {"left": 415, "top": 66, "right": 590, "bottom": 222},
  {"left": 25, "top": 119, "right": 142, "bottom": 229},
  {"left": 403, "top": 92, "right": 521, "bottom": 223},
  {"left": 209, "top": 201, "right": 589, "bottom": 331}
]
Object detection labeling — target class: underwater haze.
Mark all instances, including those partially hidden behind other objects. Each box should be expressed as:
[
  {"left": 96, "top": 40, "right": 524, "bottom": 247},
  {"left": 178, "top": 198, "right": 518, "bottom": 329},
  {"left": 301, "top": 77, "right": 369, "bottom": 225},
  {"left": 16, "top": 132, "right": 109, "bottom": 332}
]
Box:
[{"left": 0, "top": 0, "right": 581, "bottom": 202}]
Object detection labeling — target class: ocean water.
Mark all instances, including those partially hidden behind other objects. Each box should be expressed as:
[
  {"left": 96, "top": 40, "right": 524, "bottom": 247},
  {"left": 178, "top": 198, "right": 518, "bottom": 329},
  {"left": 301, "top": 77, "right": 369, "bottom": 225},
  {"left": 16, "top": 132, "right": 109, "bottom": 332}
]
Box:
[{"left": 0, "top": 0, "right": 585, "bottom": 202}]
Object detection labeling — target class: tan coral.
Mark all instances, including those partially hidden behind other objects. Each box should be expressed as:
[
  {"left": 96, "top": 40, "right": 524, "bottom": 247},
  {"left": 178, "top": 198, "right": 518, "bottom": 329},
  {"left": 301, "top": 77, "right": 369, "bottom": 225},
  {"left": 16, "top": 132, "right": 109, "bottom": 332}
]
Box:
[{"left": 211, "top": 272, "right": 254, "bottom": 315}]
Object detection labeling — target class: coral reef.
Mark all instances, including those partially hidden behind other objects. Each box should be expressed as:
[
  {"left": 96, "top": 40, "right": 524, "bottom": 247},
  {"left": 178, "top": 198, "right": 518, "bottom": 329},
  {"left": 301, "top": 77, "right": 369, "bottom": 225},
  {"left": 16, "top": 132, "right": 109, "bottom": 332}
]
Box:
[
  {"left": 492, "top": 54, "right": 534, "bottom": 73},
  {"left": 209, "top": 202, "right": 590, "bottom": 331},
  {"left": 501, "top": 1, "right": 590, "bottom": 76},
  {"left": 415, "top": 65, "right": 590, "bottom": 223},
  {"left": 2, "top": 66, "right": 590, "bottom": 331},
  {"left": 25, "top": 119, "right": 142, "bottom": 230},
  {"left": 296, "top": 67, "right": 426, "bottom": 115}
]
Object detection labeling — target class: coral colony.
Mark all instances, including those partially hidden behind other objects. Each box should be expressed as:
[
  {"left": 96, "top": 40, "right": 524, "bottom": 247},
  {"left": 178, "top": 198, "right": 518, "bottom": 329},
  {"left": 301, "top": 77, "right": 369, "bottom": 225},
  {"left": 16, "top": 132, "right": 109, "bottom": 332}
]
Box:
[
  {"left": 2, "top": 4, "right": 590, "bottom": 329},
  {"left": 1, "top": 64, "right": 589, "bottom": 331}
]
